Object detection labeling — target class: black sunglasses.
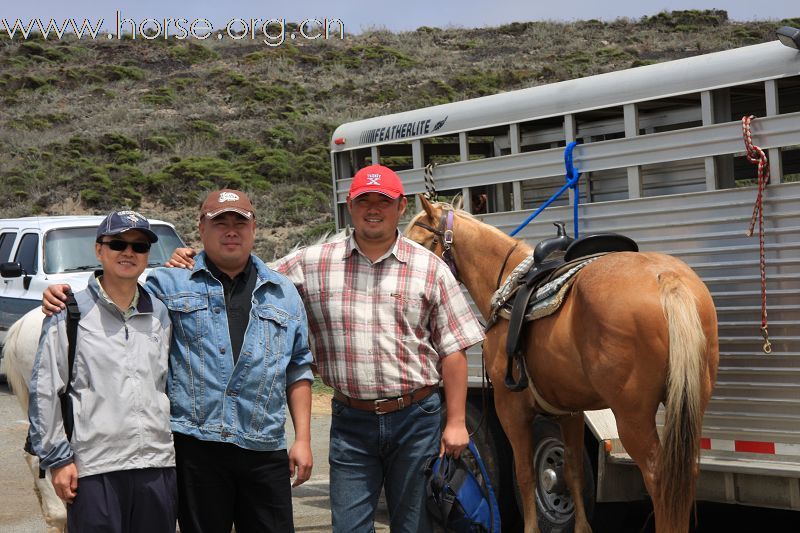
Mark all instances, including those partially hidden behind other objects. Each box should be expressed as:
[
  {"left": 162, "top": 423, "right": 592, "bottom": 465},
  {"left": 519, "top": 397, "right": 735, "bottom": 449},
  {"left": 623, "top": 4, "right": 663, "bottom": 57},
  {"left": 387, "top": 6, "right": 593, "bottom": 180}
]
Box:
[{"left": 98, "top": 239, "right": 151, "bottom": 254}]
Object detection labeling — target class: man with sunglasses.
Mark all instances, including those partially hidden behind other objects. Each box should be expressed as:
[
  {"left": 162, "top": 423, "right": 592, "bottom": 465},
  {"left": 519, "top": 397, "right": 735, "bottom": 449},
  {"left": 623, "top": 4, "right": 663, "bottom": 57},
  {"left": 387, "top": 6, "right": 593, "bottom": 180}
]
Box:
[
  {"left": 28, "top": 211, "right": 177, "bottom": 532},
  {"left": 43, "top": 191, "right": 313, "bottom": 533}
]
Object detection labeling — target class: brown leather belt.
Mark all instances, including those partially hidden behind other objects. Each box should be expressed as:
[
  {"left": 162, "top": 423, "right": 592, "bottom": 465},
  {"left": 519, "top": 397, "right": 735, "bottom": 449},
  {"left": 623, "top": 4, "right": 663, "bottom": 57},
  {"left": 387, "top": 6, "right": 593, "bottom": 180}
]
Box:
[{"left": 333, "top": 385, "right": 438, "bottom": 415}]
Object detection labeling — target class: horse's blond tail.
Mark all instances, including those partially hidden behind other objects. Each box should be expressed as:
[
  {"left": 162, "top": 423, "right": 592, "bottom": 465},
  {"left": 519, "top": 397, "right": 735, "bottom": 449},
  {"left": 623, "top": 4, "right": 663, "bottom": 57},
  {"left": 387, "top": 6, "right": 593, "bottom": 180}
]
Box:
[
  {"left": 3, "top": 315, "right": 32, "bottom": 414},
  {"left": 657, "top": 271, "right": 708, "bottom": 530}
]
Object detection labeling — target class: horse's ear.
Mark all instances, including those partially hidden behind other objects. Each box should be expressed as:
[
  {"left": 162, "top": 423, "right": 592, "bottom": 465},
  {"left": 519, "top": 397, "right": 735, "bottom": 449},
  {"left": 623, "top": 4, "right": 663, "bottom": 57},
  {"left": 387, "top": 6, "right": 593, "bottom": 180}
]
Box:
[
  {"left": 453, "top": 194, "right": 463, "bottom": 211},
  {"left": 418, "top": 193, "right": 436, "bottom": 219}
]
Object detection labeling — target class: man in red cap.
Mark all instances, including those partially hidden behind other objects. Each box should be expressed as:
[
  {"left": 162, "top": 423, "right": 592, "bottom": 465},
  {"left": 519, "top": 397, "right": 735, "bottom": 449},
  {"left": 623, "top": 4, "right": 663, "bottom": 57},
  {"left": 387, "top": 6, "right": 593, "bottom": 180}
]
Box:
[{"left": 275, "top": 165, "right": 484, "bottom": 532}]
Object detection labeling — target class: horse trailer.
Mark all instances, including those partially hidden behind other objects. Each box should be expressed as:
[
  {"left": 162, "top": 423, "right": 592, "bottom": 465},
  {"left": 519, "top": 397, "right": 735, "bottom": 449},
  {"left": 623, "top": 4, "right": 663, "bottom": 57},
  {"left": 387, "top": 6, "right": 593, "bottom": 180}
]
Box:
[{"left": 328, "top": 31, "right": 800, "bottom": 529}]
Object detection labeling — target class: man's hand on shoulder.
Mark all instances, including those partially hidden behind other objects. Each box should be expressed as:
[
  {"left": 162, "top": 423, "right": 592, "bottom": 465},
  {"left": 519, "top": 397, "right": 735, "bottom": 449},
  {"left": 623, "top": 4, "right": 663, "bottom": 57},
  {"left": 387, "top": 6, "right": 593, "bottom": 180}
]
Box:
[
  {"left": 165, "top": 247, "right": 197, "bottom": 269},
  {"left": 42, "top": 284, "right": 72, "bottom": 316}
]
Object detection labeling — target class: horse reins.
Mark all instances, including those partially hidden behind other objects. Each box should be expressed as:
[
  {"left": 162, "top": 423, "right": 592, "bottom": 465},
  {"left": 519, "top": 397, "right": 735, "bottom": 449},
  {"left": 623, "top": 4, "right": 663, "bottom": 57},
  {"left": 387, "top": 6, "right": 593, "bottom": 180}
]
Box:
[{"left": 495, "top": 242, "right": 520, "bottom": 291}]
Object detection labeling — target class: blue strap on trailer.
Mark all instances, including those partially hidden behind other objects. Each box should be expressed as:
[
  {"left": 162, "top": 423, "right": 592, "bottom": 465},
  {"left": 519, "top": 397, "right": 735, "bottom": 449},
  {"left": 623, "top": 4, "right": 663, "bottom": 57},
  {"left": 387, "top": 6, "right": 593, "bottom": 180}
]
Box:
[{"left": 509, "top": 141, "right": 582, "bottom": 238}]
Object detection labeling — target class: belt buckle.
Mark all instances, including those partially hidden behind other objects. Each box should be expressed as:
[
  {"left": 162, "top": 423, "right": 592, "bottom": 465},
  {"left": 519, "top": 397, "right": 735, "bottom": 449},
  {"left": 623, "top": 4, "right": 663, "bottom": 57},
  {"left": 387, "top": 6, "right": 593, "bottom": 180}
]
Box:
[{"left": 374, "top": 397, "right": 403, "bottom": 414}]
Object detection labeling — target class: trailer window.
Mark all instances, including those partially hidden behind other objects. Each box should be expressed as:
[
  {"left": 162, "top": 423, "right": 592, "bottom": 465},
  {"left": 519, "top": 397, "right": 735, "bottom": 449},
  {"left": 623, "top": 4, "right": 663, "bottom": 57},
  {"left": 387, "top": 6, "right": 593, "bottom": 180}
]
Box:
[
  {"left": 422, "top": 135, "right": 461, "bottom": 166},
  {"left": 379, "top": 142, "right": 413, "bottom": 172},
  {"left": 574, "top": 107, "right": 624, "bottom": 143},
  {"left": 777, "top": 76, "right": 800, "bottom": 114},
  {"left": 729, "top": 82, "right": 767, "bottom": 121},
  {"left": 638, "top": 94, "right": 702, "bottom": 134},
  {"left": 781, "top": 146, "right": 800, "bottom": 182},
  {"left": 464, "top": 126, "right": 506, "bottom": 160},
  {"left": 519, "top": 116, "right": 565, "bottom": 153}
]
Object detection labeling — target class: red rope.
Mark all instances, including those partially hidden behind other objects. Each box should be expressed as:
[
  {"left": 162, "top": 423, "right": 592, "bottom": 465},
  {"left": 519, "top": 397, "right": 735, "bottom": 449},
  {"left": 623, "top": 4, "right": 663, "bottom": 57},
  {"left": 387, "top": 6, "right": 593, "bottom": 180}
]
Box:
[{"left": 741, "top": 115, "right": 771, "bottom": 354}]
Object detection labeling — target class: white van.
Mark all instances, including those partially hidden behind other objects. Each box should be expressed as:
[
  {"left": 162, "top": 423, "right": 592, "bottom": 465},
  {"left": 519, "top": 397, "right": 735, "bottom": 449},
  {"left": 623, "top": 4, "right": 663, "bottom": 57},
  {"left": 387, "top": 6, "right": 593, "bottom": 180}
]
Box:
[{"left": 0, "top": 216, "right": 184, "bottom": 361}]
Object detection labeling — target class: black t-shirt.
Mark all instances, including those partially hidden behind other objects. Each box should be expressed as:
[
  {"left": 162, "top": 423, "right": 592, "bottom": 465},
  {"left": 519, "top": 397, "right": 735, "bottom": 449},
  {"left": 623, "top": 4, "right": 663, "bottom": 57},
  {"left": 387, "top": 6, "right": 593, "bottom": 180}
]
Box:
[{"left": 205, "top": 256, "right": 256, "bottom": 364}]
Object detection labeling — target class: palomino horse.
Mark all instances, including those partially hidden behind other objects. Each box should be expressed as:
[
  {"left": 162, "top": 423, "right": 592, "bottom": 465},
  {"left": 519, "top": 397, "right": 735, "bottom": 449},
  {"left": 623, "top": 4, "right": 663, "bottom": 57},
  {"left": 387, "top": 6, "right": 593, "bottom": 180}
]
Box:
[
  {"left": 406, "top": 196, "right": 719, "bottom": 533},
  {"left": 3, "top": 308, "right": 68, "bottom": 533}
]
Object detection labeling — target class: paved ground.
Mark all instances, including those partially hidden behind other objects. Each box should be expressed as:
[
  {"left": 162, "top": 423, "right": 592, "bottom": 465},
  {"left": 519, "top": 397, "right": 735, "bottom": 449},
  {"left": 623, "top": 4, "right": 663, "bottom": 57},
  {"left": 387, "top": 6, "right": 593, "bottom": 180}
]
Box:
[{"left": 0, "top": 384, "right": 389, "bottom": 533}]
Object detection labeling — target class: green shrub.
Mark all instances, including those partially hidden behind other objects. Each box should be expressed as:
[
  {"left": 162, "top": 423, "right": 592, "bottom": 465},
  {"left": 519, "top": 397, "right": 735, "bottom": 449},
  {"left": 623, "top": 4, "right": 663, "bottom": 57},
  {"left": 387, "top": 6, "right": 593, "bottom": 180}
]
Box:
[
  {"left": 188, "top": 119, "right": 217, "bottom": 135},
  {"left": 284, "top": 187, "right": 330, "bottom": 223},
  {"left": 450, "top": 70, "right": 521, "bottom": 97},
  {"left": 142, "top": 135, "right": 175, "bottom": 151},
  {"left": 104, "top": 64, "right": 146, "bottom": 81},
  {"left": 169, "top": 42, "right": 219, "bottom": 64},
  {"left": 63, "top": 67, "right": 106, "bottom": 85},
  {"left": 142, "top": 86, "right": 176, "bottom": 105},
  {"left": 225, "top": 138, "right": 259, "bottom": 155},
  {"left": 246, "top": 147, "right": 293, "bottom": 181},
  {"left": 149, "top": 157, "right": 245, "bottom": 203},
  {"left": 262, "top": 125, "right": 296, "bottom": 147},
  {"left": 20, "top": 75, "right": 55, "bottom": 90},
  {"left": 497, "top": 22, "right": 533, "bottom": 36}
]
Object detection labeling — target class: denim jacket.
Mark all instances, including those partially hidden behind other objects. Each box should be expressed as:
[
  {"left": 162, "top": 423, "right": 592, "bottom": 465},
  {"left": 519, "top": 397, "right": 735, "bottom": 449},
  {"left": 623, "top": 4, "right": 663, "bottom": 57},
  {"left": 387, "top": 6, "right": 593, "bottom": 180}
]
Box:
[{"left": 146, "top": 253, "right": 313, "bottom": 451}]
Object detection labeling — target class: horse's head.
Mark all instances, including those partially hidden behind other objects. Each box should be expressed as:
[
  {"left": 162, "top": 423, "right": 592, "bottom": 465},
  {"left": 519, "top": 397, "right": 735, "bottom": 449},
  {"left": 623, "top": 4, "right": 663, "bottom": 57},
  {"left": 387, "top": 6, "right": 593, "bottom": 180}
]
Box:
[{"left": 405, "top": 194, "right": 461, "bottom": 279}]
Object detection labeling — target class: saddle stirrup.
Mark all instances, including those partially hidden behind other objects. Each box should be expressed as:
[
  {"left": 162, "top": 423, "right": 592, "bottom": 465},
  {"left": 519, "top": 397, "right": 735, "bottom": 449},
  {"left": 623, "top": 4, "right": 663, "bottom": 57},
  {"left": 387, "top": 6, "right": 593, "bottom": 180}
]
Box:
[{"left": 504, "top": 350, "right": 529, "bottom": 392}]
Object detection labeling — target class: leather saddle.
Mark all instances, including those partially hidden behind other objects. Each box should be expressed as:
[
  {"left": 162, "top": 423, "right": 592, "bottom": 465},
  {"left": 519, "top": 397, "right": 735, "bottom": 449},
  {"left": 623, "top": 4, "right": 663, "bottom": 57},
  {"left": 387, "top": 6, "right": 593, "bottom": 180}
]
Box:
[{"left": 504, "top": 223, "right": 638, "bottom": 391}]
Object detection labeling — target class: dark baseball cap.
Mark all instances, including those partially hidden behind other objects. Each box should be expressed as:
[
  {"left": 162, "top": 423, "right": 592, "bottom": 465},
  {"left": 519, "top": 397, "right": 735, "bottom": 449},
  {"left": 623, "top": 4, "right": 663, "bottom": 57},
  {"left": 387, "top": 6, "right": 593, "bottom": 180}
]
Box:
[{"left": 96, "top": 210, "right": 159, "bottom": 243}]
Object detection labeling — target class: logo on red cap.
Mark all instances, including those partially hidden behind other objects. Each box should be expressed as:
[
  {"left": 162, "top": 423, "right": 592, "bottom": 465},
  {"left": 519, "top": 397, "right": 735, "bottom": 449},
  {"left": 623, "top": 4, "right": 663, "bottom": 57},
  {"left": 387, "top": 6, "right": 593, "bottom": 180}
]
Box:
[{"left": 349, "top": 165, "right": 404, "bottom": 199}]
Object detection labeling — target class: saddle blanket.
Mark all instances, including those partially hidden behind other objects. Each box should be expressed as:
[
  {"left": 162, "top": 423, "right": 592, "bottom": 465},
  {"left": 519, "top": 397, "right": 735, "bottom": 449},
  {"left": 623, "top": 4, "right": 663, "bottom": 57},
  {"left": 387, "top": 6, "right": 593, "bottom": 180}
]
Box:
[{"left": 490, "top": 256, "right": 600, "bottom": 324}]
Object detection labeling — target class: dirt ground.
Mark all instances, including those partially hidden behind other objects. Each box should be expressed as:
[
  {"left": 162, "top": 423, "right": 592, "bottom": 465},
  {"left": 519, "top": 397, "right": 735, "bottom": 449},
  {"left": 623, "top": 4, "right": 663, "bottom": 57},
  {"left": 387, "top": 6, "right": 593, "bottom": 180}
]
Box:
[{"left": 312, "top": 392, "right": 332, "bottom": 414}]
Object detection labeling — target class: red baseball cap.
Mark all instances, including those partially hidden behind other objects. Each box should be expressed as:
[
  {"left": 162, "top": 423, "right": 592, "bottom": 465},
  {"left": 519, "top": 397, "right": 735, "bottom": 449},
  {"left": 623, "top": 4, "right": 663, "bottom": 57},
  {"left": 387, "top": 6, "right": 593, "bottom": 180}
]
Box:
[{"left": 348, "top": 165, "right": 405, "bottom": 199}]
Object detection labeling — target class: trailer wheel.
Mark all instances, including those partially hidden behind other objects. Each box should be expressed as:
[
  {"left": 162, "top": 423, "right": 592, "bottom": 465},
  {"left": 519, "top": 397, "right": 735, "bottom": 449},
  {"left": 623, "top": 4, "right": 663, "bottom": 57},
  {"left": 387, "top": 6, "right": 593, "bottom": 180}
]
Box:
[
  {"left": 465, "top": 395, "right": 522, "bottom": 529},
  {"left": 527, "top": 416, "right": 595, "bottom": 533}
]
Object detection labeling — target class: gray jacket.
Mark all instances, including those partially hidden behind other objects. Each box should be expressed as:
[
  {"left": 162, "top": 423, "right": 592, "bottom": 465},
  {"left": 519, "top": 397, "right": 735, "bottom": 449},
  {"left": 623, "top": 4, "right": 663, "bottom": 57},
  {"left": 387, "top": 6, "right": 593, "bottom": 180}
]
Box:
[{"left": 28, "top": 274, "right": 174, "bottom": 477}]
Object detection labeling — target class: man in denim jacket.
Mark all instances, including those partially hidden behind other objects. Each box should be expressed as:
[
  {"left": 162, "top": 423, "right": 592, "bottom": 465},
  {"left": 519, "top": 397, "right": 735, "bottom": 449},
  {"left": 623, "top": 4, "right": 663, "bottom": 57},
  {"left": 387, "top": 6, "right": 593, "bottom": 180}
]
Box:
[{"left": 43, "top": 190, "right": 314, "bottom": 533}]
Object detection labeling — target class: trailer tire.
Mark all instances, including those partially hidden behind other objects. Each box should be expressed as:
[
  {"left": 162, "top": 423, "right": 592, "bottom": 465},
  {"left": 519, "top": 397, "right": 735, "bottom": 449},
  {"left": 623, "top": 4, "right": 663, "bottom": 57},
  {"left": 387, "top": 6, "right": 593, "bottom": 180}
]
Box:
[{"left": 519, "top": 416, "right": 595, "bottom": 533}]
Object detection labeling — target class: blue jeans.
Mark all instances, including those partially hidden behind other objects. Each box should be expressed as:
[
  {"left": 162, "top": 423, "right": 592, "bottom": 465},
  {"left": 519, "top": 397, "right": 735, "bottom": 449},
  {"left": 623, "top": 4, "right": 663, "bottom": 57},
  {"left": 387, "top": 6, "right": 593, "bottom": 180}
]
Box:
[{"left": 329, "top": 391, "right": 442, "bottom": 533}]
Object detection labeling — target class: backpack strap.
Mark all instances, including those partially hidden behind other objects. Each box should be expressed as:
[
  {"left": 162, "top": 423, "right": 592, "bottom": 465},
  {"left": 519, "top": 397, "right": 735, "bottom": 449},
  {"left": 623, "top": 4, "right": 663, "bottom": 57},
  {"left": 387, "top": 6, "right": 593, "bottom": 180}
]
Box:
[
  {"left": 25, "top": 291, "right": 81, "bottom": 479},
  {"left": 60, "top": 291, "right": 81, "bottom": 443},
  {"left": 468, "top": 439, "right": 502, "bottom": 533}
]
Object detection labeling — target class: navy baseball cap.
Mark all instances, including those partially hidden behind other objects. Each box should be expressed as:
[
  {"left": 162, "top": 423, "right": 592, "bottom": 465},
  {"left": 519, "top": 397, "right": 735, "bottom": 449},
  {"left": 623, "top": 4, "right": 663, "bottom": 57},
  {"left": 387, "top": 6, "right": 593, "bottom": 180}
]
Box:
[{"left": 96, "top": 210, "right": 159, "bottom": 243}]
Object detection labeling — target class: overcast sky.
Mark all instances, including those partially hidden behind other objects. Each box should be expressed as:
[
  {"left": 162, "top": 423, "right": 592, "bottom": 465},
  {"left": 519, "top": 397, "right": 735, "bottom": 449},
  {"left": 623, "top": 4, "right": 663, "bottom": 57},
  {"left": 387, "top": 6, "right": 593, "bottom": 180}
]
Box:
[{"left": 3, "top": 0, "right": 797, "bottom": 34}]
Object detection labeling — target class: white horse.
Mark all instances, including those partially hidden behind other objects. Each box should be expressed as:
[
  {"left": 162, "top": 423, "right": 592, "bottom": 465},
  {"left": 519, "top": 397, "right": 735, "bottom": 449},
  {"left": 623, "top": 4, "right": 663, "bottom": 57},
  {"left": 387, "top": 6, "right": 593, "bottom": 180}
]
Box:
[{"left": 3, "top": 308, "right": 68, "bottom": 533}]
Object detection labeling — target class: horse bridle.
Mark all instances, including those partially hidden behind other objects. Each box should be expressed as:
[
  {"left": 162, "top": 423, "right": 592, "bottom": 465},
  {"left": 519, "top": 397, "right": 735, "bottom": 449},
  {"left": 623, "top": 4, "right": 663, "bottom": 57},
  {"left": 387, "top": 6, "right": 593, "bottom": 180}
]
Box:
[
  {"left": 413, "top": 209, "right": 459, "bottom": 280},
  {"left": 414, "top": 209, "right": 520, "bottom": 289}
]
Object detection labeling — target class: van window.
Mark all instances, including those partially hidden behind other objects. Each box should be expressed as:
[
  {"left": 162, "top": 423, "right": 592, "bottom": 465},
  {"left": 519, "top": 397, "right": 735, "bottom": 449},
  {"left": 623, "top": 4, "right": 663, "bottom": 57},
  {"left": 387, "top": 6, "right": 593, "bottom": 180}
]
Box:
[
  {"left": 43, "top": 224, "right": 185, "bottom": 274},
  {"left": 14, "top": 233, "right": 39, "bottom": 274},
  {"left": 0, "top": 231, "right": 17, "bottom": 262}
]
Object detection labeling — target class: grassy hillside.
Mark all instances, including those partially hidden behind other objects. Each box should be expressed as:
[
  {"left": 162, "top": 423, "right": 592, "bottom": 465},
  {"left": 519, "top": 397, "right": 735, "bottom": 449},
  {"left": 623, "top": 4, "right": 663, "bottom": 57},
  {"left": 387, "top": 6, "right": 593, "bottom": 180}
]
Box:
[{"left": 1, "top": 10, "right": 797, "bottom": 258}]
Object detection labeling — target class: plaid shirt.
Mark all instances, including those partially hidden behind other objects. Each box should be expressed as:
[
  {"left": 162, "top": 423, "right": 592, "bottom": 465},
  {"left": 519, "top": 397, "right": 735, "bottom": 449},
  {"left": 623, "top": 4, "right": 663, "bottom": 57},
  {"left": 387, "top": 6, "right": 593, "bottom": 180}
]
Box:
[{"left": 274, "top": 232, "right": 484, "bottom": 399}]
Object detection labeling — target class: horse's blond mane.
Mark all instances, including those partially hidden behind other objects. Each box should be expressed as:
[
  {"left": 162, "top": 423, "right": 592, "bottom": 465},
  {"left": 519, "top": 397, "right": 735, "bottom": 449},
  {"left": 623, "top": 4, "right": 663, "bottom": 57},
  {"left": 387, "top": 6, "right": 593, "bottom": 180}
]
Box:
[{"left": 404, "top": 200, "right": 477, "bottom": 234}]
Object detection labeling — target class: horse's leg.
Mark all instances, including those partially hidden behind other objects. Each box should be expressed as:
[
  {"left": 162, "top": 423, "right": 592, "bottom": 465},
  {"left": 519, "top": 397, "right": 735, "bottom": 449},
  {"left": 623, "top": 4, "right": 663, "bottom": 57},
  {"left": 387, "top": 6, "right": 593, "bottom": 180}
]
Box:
[
  {"left": 485, "top": 326, "right": 543, "bottom": 533},
  {"left": 24, "top": 453, "right": 67, "bottom": 533},
  {"left": 493, "top": 385, "right": 541, "bottom": 533},
  {"left": 558, "top": 413, "right": 592, "bottom": 533},
  {"left": 614, "top": 412, "right": 663, "bottom": 531}
]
